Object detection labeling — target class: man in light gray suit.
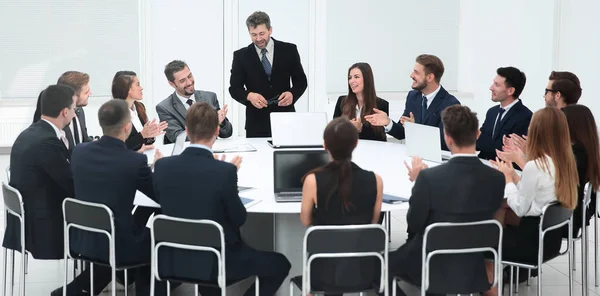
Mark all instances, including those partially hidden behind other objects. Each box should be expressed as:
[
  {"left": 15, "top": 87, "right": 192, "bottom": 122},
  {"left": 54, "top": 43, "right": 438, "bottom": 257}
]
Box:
[{"left": 157, "top": 60, "right": 233, "bottom": 143}]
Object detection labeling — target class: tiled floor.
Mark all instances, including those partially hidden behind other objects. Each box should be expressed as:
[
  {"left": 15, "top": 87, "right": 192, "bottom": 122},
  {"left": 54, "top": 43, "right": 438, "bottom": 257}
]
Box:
[{"left": 0, "top": 153, "right": 599, "bottom": 295}]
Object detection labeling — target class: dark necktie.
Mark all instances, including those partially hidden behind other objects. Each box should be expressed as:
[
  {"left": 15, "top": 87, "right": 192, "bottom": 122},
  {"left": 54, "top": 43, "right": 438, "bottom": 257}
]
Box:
[
  {"left": 261, "top": 48, "right": 272, "bottom": 80},
  {"left": 492, "top": 107, "right": 506, "bottom": 138},
  {"left": 186, "top": 99, "right": 194, "bottom": 107},
  {"left": 72, "top": 116, "right": 80, "bottom": 145},
  {"left": 421, "top": 95, "right": 428, "bottom": 123}
]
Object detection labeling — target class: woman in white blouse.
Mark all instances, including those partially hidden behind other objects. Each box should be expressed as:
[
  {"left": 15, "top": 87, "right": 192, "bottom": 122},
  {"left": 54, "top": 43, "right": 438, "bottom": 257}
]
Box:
[
  {"left": 484, "top": 107, "right": 578, "bottom": 296},
  {"left": 112, "top": 71, "right": 167, "bottom": 151}
]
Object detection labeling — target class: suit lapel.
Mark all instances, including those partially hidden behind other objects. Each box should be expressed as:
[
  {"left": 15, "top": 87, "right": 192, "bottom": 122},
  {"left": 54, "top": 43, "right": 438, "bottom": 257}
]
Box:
[
  {"left": 270, "top": 39, "right": 278, "bottom": 76},
  {"left": 492, "top": 101, "right": 521, "bottom": 140},
  {"left": 76, "top": 108, "right": 88, "bottom": 140},
  {"left": 423, "top": 89, "right": 446, "bottom": 123},
  {"left": 248, "top": 42, "right": 271, "bottom": 82},
  {"left": 62, "top": 125, "right": 75, "bottom": 151},
  {"left": 171, "top": 93, "right": 188, "bottom": 119}
]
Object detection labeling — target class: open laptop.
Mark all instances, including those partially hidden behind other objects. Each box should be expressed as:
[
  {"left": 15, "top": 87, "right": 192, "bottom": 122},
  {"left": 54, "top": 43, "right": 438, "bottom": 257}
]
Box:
[
  {"left": 404, "top": 122, "right": 443, "bottom": 163},
  {"left": 273, "top": 150, "right": 329, "bottom": 202},
  {"left": 171, "top": 132, "right": 187, "bottom": 156},
  {"left": 268, "top": 112, "right": 327, "bottom": 148}
]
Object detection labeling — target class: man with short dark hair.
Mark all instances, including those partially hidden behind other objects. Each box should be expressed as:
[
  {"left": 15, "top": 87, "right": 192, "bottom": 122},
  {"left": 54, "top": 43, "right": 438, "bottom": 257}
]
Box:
[
  {"left": 476, "top": 67, "right": 533, "bottom": 160},
  {"left": 153, "top": 102, "right": 291, "bottom": 296},
  {"left": 386, "top": 105, "right": 505, "bottom": 296},
  {"left": 365, "top": 54, "right": 460, "bottom": 150},
  {"left": 33, "top": 71, "right": 93, "bottom": 150},
  {"left": 66, "top": 99, "right": 166, "bottom": 296},
  {"left": 2, "top": 84, "right": 78, "bottom": 294},
  {"left": 229, "top": 11, "right": 308, "bottom": 137},
  {"left": 544, "top": 70, "right": 582, "bottom": 108},
  {"left": 157, "top": 60, "right": 232, "bottom": 143}
]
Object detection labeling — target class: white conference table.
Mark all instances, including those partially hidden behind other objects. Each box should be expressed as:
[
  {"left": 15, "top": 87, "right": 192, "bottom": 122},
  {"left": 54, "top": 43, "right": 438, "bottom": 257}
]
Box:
[{"left": 135, "top": 137, "right": 447, "bottom": 295}]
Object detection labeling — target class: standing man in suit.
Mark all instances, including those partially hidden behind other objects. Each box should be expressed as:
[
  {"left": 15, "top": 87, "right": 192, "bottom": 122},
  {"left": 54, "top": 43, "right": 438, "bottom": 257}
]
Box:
[
  {"left": 229, "top": 11, "right": 308, "bottom": 137},
  {"left": 157, "top": 60, "right": 232, "bottom": 143},
  {"left": 153, "top": 102, "right": 291, "bottom": 295},
  {"left": 2, "top": 85, "right": 77, "bottom": 293},
  {"left": 476, "top": 67, "right": 532, "bottom": 160},
  {"left": 387, "top": 105, "right": 505, "bottom": 296},
  {"left": 365, "top": 54, "right": 460, "bottom": 150},
  {"left": 66, "top": 99, "right": 167, "bottom": 296},
  {"left": 33, "top": 71, "right": 93, "bottom": 151}
]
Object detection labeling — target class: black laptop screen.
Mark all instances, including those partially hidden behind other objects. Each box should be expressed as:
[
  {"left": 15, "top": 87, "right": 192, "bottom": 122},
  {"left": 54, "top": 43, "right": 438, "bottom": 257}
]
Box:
[{"left": 273, "top": 150, "right": 330, "bottom": 192}]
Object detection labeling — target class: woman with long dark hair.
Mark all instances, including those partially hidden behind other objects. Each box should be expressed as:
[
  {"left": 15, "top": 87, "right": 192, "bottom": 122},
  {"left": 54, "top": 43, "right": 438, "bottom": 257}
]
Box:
[
  {"left": 112, "top": 71, "right": 167, "bottom": 151},
  {"left": 300, "top": 117, "right": 383, "bottom": 293},
  {"left": 333, "top": 62, "right": 389, "bottom": 141}
]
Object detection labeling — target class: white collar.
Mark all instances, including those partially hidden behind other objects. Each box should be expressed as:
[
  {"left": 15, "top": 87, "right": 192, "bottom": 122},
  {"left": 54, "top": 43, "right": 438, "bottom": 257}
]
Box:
[
  {"left": 500, "top": 98, "right": 520, "bottom": 112},
  {"left": 450, "top": 153, "right": 478, "bottom": 158},
  {"left": 254, "top": 37, "right": 274, "bottom": 55},
  {"left": 188, "top": 143, "right": 213, "bottom": 153},
  {"left": 176, "top": 91, "right": 195, "bottom": 106},
  {"left": 41, "top": 118, "right": 63, "bottom": 139},
  {"left": 422, "top": 85, "right": 442, "bottom": 101}
]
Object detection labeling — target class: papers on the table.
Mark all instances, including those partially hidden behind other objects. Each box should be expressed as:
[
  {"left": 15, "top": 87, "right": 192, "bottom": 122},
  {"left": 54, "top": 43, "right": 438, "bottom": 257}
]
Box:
[
  {"left": 382, "top": 193, "right": 409, "bottom": 204},
  {"left": 213, "top": 142, "right": 257, "bottom": 153},
  {"left": 238, "top": 186, "right": 253, "bottom": 192},
  {"left": 134, "top": 190, "right": 261, "bottom": 209},
  {"left": 241, "top": 197, "right": 261, "bottom": 208}
]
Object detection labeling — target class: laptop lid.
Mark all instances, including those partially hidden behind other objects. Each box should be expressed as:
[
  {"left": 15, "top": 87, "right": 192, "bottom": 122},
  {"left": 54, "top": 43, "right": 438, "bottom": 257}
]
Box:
[
  {"left": 273, "top": 150, "right": 330, "bottom": 193},
  {"left": 270, "top": 112, "right": 327, "bottom": 147},
  {"left": 171, "top": 132, "right": 187, "bottom": 156},
  {"left": 404, "top": 122, "right": 442, "bottom": 163}
]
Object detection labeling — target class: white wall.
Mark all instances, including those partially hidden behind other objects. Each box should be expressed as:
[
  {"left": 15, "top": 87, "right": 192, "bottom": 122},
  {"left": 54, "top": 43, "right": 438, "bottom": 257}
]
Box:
[{"left": 1, "top": 0, "right": 599, "bottom": 146}]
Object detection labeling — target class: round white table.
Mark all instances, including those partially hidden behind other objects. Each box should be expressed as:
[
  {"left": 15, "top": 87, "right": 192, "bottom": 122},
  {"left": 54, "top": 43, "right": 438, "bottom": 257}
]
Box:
[{"left": 136, "top": 137, "right": 445, "bottom": 295}]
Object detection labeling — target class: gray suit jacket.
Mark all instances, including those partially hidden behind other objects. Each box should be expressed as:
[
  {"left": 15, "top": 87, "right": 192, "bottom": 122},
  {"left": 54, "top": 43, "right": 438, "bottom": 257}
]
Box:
[{"left": 156, "top": 90, "right": 233, "bottom": 143}]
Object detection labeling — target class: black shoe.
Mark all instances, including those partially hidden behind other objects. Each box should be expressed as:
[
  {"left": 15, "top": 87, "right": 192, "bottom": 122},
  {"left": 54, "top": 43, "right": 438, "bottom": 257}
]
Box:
[{"left": 50, "top": 285, "right": 88, "bottom": 296}]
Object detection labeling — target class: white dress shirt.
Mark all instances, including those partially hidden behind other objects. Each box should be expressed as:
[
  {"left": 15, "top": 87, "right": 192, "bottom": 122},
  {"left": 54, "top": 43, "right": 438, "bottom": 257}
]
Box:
[
  {"left": 385, "top": 85, "right": 442, "bottom": 131},
  {"left": 450, "top": 153, "right": 478, "bottom": 159},
  {"left": 130, "top": 105, "right": 144, "bottom": 132},
  {"left": 254, "top": 38, "right": 275, "bottom": 66},
  {"left": 42, "top": 118, "right": 68, "bottom": 148},
  {"left": 492, "top": 99, "right": 520, "bottom": 134},
  {"left": 188, "top": 143, "right": 212, "bottom": 153},
  {"left": 505, "top": 155, "right": 557, "bottom": 217},
  {"left": 177, "top": 92, "right": 196, "bottom": 110}
]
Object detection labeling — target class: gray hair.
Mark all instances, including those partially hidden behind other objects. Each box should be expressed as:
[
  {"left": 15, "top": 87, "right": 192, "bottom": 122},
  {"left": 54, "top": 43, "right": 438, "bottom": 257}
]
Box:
[{"left": 246, "top": 11, "right": 271, "bottom": 30}]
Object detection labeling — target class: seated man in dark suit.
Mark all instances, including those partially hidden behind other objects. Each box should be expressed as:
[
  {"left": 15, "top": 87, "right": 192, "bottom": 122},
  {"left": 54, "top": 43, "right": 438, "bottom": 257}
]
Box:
[
  {"left": 153, "top": 102, "right": 291, "bottom": 296},
  {"left": 156, "top": 60, "right": 232, "bottom": 144},
  {"left": 365, "top": 54, "right": 460, "bottom": 150},
  {"left": 476, "top": 67, "right": 532, "bottom": 160},
  {"left": 387, "top": 105, "right": 505, "bottom": 296},
  {"left": 33, "top": 71, "right": 93, "bottom": 152},
  {"left": 1, "top": 85, "right": 82, "bottom": 294},
  {"left": 68, "top": 99, "right": 167, "bottom": 296}
]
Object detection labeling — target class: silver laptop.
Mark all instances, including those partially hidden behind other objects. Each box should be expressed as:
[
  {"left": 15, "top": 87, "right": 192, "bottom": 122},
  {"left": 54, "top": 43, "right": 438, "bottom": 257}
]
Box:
[
  {"left": 404, "top": 122, "right": 442, "bottom": 163},
  {"left": 171, "top": 132, "right": 187, "bottom": 156},
  {"left": 273, "top": 150, "right": 329, "bottom": 202},
  {"left": 268, "top": 112, "right": 327, "bottom": 148}
]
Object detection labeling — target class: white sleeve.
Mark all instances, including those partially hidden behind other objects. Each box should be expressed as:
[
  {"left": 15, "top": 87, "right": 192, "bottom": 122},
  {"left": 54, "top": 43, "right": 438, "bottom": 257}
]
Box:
[
  {"left": 506, "top": 161, "right": 540, "bottom": 217},
  {"left": 384, "top": 120, "right": 395, "bottom": 132}
]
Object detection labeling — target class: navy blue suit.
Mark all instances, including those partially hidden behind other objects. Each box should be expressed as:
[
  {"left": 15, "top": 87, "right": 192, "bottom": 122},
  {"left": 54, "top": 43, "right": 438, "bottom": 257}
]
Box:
[
  {"left": 476, "top": 100, "right": 532, "bottom": 160},
  {"left": 388, "top": 86, "right": 460, "bottom": 151},
  {"left": 153, "top": 147, "right": 291, "bottom": 296},
  {"left": 70, "top": 136, "right": 165, "bottom": 295}
]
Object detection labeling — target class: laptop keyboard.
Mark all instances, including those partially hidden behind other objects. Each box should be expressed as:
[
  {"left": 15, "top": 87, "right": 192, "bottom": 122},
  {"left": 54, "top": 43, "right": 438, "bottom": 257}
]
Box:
[{"left": 278, "top": 192, "right": 301, "bottom": 197}]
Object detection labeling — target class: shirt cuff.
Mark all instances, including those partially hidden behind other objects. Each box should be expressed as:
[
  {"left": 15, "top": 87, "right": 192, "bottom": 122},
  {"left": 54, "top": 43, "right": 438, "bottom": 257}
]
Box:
[{"left": 384, "top": 120, "right": 394, "bottom": 132}]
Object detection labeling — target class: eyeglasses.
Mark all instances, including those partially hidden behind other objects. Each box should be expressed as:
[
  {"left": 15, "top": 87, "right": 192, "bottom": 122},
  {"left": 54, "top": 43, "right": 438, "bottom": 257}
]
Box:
[{"left": 545, "top": 88, "right": 557, "bottom": 95}]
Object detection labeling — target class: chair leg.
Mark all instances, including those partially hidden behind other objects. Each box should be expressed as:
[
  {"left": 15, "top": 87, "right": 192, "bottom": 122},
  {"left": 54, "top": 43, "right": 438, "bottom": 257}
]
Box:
[
  {"left": 509, "top": 266, "right": 514, "bottom": 296},
  {"left": 10, "top": 250, "right": 15, "bottom": 296},
  {"left": 23, "top": 253, "right": 28, "bottom": 275},
  {"left": 583, "top": 225, "right": 589, "bottom": 296},
  {"left": 63, "top": 256, "right": 68, "bottom": 296},
  {"left": 20, "top": 248, "right": 25, "bottom": 296},
  {"left": 195, "top": 284, "right": 199, "bottom": 296},
  {"left": 515, "top": 268, "right": 520, "bottom": 294},
  {"left": 595, "top": 210, "right": 599, "bottom": 287},
  {"left": 167, "top": 281, "right": 171, "bottom": 296},
  {"left": 289, "top": 280, "right": 294, "bottom": 296},
  {"left": 90, "top": 264, "right": 94, "bottom": 296},
  {"left": 569, "top": 242, "right": 574, "bottom": 296},
  {"left": 527, "top": 269, "right": 531, "bottom": 286},
  {"left": 538, "top": 267, "right": 542, "bottom": 296},
  {"left": 150, "top": 267, "right": 155, "bottom": 296},
  {"left": 111, "top": 265, "right": 116, "bottom": 296},
  {"left": 124, "top": 269, "right": 128, "bottom": 296},
  {"left": 72, "top": 259, "right": 76, "bottom": 281},
  {"left": 255, "top": 276, "right": 259, "bottom": 296},
  {"left": 2, "top": 248, "right": 7, "bottom": 296},
  {"left": 573, "top": 240, "right": 577, "bottom": 271},
  {"left": 392, "top": 277, "right": 397, "bottom": 296}
]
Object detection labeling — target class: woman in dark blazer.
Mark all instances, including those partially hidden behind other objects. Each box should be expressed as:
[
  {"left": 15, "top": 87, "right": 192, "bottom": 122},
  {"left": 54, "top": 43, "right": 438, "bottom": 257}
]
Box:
[
  {"left": 333, "top": 62, "right": 389, "bottom": 142},
  {"left": 112, "top": 71, "right": 167, "bottom": 151}
]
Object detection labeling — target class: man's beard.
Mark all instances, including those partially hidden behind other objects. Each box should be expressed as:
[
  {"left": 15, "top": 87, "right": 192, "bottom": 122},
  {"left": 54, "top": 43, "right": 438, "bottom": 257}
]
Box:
[{"left": 412, "top": 80, "right": 427, "bottom": 91}]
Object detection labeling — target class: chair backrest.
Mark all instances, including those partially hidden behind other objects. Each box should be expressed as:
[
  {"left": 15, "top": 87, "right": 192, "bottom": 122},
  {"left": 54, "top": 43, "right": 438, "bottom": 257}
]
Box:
[
  {"left": 62, "top": 198, "right": 115, "bottom": 263},
  {"left": 422, "top": 220, "right": 503, "bottom": 294},
  {"left": 150, "top": 215, "right": 225, "bottom": 286},
  {"left": 302, "top": 224, "right": 388, "bottom": 294},
  {"left": 584, "top": 182, "right": 593, "bottom": 208},
  {"left": 5, "top": 166, "right": 9, "bottom": 182},
  {"left": 540, "top": 202, "right": 573, "bottom": 233},
  {"left": 2, "top": 182, "right": 23, "bottom": 218}
]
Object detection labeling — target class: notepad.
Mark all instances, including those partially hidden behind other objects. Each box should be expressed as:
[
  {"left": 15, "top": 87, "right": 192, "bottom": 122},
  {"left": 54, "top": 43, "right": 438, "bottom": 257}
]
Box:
[
  {"left": 382, "top": 194, "right": 409, "bottom": 204},
  {"left": 238, "top": 186, "right": 253, "bottom": 192},
  {"left": 213, "top": 143, "right": 257, "bottom": 153},
  {"left": 240, "top": 197, "right": 261, "bottom": 208}
]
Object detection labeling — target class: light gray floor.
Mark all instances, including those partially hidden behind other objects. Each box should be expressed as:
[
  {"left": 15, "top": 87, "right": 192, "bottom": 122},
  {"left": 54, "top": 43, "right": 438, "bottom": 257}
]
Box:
[{"left": 0, "top": 154, "right": 598, "bottom": 295}]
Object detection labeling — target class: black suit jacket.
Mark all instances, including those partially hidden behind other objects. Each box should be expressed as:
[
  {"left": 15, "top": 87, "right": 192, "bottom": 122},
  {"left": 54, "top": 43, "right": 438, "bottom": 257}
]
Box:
[
  {"left": 229, "top": 38, "right": 308, "bottom": 137},
  {"left": 33, "top": 93, "right": 90, "bottom": 152},
  {"left": 153, "top": 147, "right": 247, "bottom": 280},
  {"left": 333, "top": 96, "right": 389, "bottom": 142},
  {"left": 388, "top": 87, "right": 460, "bottom": 150},
  {"left": 2, "top": 120, "right": 73, "bottom": 259},
  {"left": 393, "top": 156, "right": 504, "bottom": 293},
  {"left": 476, "top": 100, "right": 532, "bottom": 160},
  {"left": 69, "top": 136, "right": 156, "bottom": 265},
  {"left": 126, "top": 103, "right": 156, "bottom": 151}
]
